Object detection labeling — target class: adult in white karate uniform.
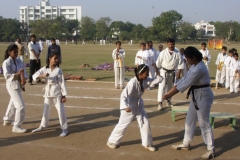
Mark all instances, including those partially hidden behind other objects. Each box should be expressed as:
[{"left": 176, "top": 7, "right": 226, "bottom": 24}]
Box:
[
  {"left": 199, "top": 43, "right": 211, "bottom": 71},
  {"left": 229, "top": 53, "right": 240, "bottom": 93},
  {"left": 135, "top": 42, "right": 149, "bottom": 67},
  {"left": 2, "top": 44, "right": 28, "bottom": 133},
  {"left": 224, "top": 50, "right": 234, "bottom": 89},
  {"left": 32, "top": 52, "right": 68, "bottom": 137},
  {"left": 38, "top": 39, "right": 44, "bottom": 54},
  {"left": 163, "top": 46, "right": 215, "bottom": 160},
  {"left": 112, "top": 41, "right": 125, "bottom": 89},
  {"left": 155, "top": 38, "right": 183, "bottom": 111},
  {"left": 107, "top": 64, "right": 163, "bottom": 151},
  {"left": 15, "top": 38, "right": 28, "bottom": 63},
  {"left": 215, "top": 46, "right": 227, "bottom": 89}
]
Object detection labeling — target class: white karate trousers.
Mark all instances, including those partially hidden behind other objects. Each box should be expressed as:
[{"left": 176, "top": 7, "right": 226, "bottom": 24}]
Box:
[
  {"left": 225, "top": 68, "right": 231, "bottom": 89},
  {"left": 108, "top": 109, "right": 153, "bottom": 147},
  {"left": 114, "top": 67, "right": 125, "bottom": 87},
  {"left": 230, "top": 77, "right": 239, "bottom": 93},
  {"left": 40, "top": 97, "right": 68, "bottom": 129},
  {"left": 215, "top": 68, "right": 226, "bottom": 84},
  {"left": 183, "top": 100, "right": 214, "bottom": 151},
  {"left": 158, "top": 69, "right": 174, "bottom": 102},
  {"left": 3, "top": 83, "right": 25, "bottom": 127}
]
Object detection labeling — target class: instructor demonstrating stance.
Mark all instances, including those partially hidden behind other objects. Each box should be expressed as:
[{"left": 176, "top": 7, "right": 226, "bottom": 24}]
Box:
[{"left": 163, "top": 46, "right": 215, "bottom": 160}]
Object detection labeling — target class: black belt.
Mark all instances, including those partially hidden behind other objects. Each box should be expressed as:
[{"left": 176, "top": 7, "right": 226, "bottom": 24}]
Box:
[
  {"left": 162, "top": 68, "right": 175, "bottom": 84},
  {"left": 186, "top": 84, "right": 210, "bottom": 110}
]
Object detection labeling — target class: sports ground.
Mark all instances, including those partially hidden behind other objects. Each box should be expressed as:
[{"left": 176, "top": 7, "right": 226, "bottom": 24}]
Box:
[{"left": 0, "top": 43, "right": 240, "bottom": 160}]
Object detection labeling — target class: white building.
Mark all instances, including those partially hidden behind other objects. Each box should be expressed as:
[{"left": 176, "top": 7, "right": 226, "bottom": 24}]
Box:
[
  {"left": 20, "top": 0, "right": 81, "bottom": 25},
  {"left": 194, "top": 20, "right": 215, "bottom": 37}
]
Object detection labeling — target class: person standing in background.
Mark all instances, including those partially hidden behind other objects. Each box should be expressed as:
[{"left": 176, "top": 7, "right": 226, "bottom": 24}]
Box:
[
  {"left": 112, "top": 41, "right": 125, "bottom": 89},
  {"left": 28, "top": 35, "right": 41, "bottom": 85},
  {"left": 15, "top": 38, "right": 28, "bottom": 63},
  {"left": 38, "top": 39, "right": 44, "bottom": 54},
  {"left": 199, "top": 43, "right": 211, "bottom": 71},
  {"left": 47, "top": 38, "right": 62, "bottom": 66}
]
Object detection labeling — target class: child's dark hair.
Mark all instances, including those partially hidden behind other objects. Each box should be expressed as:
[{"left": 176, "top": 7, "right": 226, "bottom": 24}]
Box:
[
  {"left": 116, "top": 41, "right": 121, "bottom": 45},
  {"left": 4, "top": 44, "right": 18, "bottom": 60},
  {"left": 134, "top": 64, "right": 149, "bottom": 92},
  {"left": 222, "top": 46, "right": 227, "bottom": 50},
  {"left": 180, "top": 48, "right": 185, "bottom": 52},
  {"left": 233, "top": 53, "right": 239, "bottom": 57},
  {"left": 201, "top": 43, "right": 206, "bottom": 46},
  {"left": 140, "top": 42, "right": 146, "bottom": 46},
  {"left": 232, "top": 48, "right": 237, "bottom": 53},
  {"left": 184, "top": 46, "right": 203, "bottom": 62},
  {"left": 46, "top": 52, "right": 59, "bottom": 68},
  {"left": 229, "top": 49, "right": 233, "bottom": 53},
  {"left": 30, "top": 35, "right": 36, "bottom": 38}
]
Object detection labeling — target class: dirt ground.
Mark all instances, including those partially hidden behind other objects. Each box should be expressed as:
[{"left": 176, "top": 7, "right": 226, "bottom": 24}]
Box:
[{"left": 0, "top": 79, "right": 240, "bottom": 160}]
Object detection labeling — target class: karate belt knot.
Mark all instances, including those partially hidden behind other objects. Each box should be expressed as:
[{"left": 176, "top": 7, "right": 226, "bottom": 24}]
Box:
[
  {"left": 162, "top": 68, "right": 175, "bottom": 84},
  {"left": 186, "top": 84, "right": 210, "bottom": 110},
  {"left": 42, "top": 82, "right": 57, "bottom": 96},
  {"left": 116, "top": 58, "right": 123, "bottom": 67}
]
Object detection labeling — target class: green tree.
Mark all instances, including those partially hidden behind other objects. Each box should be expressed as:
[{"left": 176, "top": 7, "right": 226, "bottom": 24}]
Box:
[
  {"left": 178, "top": 22, "right": 197, "bottom": 41},
  {"left": 152, "top": 10, "right": 182, "bottom": 41},
  {"left": 131, "top": 24, "right": 145, "bottom": 40},
  {"left": 96, "top": 17, "right": 111, "bottom": 39},
  {"left": 80, "top": 16, "right": 96, "bottom": 40},
  {"left": 0, "top": 18, "right": 22, "bottom": 41}
]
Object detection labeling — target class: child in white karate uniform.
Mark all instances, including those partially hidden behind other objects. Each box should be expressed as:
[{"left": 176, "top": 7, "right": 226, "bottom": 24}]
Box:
[
  {"left": 112, "top": 41, "right": 125, "bottom": 89},
  {"left": 135, "top": 43, "right": 148, "bottom": 67},
  {"left": 2, "top": 44, "right": 28, "bottom": 133},
  {"left": 224, "top": 49, "right": 233, "bottom": 89},
  {"left": 163, "top": 46, "right": 215, "bottom": 160},
  {"left": 229, "top": 53, "right": 240, "bottom": 94},
  {"left": 107, "top": 64, "right": 163, "bottom": 151},
  {"left": 32, "top": 53, "right": 68, "bottom": 137}
]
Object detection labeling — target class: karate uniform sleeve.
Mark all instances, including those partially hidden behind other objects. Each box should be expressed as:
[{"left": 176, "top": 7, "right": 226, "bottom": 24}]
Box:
[
  {"left": 32, "top": 67, "right": 46, "bottom": 81},
  {"left": 135, "top": 52, "right": 139, "bottom": 65},
  {"left": 224, "top": 57, "right": 228, "bottom": 66},
  {"left": 120, "top": 80, "right": 135, "bottom": 110},
  {"left": 143, "top": 76, "right": 164, "bottom": 89},
  {"left": 58, "top": 69, "right": 67, "bottom": 96},
  {"left": 156, "top": 51, "right": 163, "bottom": 68},
  {"left": 215, "top": 54, "right": 220, "bottom": 65},
  {"left": 19, "top": 60, "right": 28, "bottom": 79},
  {"left": 2, "top": 61, "right": 16, "bottom": 82},
  {"left": 176, "top": 69, "right": 202, "bottom": 93},
  {"left": 142, "top": 52, "right": 149, "bottom": 61},
  {"left": 177, "top": 52, "right": 184, "bottom": 69},
  {"left": 207, "top": 51, "right": 211, "bottom": 64},
  {"left": 112, "top": 49, "right": 117, "bottom": 60}
]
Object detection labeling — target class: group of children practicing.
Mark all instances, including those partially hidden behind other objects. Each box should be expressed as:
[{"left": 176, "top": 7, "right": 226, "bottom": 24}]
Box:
[{"left": 3, "top": 38, "right": 237, "bottom": 159}]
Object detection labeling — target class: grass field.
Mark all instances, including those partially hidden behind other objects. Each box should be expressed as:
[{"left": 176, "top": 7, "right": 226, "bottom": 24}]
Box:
[{"left": 0, "top": 42, "right": 239, "bottom": 81}]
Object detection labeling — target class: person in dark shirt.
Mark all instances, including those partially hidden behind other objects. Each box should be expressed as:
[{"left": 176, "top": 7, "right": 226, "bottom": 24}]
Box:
[{"left": 47, "top": 38, "right": 62, "bottom": 66}]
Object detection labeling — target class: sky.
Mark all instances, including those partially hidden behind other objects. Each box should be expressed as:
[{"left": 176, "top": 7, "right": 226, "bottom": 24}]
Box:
[{"left": 0, "top": 0, "right": 240, "bottom": 27}]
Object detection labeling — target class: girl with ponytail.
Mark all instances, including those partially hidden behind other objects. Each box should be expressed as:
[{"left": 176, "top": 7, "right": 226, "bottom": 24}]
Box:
[
  {"left": 2, "top": 44, "right": 28, "bottom": 133},
  {"left": 107, "top": 64, "right": 163, "bottom": 151}
]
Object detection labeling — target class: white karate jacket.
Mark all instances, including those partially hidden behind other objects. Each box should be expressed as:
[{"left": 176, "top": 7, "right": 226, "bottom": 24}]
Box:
[
  {"left": 33, "top": 66, "right": 67, "bottom": 98},
  {"left": 2, "top": 57, "right": 28, "bottom": 89},
  {"left": 112, "top": 48, "right": 125, "bottom": 68},
  {"left": 120, "top": 76, "right": 163, "bottom": 114}
]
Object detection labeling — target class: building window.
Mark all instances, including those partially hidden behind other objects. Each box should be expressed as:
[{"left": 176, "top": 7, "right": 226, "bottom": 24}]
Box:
[
  {"left": 69, "top": 9, "right": 74, "bottom": 12},
  {"left": 53, "top": 14, "right": 57, "bottom": 18},
  {"left": 41, "top": 7, "right": 45, "bottom": 9},
  {"left": 35, "top": 9, "right": 40, "bottom": 13},
  {"left": 29, "top": 14, "right": 33, "bottom": 17},
  {"left": 22, "top": 15, "right": 24, "bottom": 19},
  {"left": 21, "top": 9, "right": 24, "bottom": 13},
  {"left": 46, "top": 15, "right": 51, "bottom": 19},
  {"left": 29, "top": 9, "right": 33, "bottom": 12},
  {"left": 46, "top": 9, "right": 51, "bottom": 13},
  {"left": 207, "top": 31, "right": 213, "bottom": 34},
  {"left": 52, "top": 9, "right": 57, "bottom": 12},
  {"left": 61, "top": 9, "right": 66, "bottom": 12},
  {"left": 41, "top": 12, "right": 45, "bottom": 14},
  {"left": 69, "top": 14, "right": 74, "bottom": 17}
]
